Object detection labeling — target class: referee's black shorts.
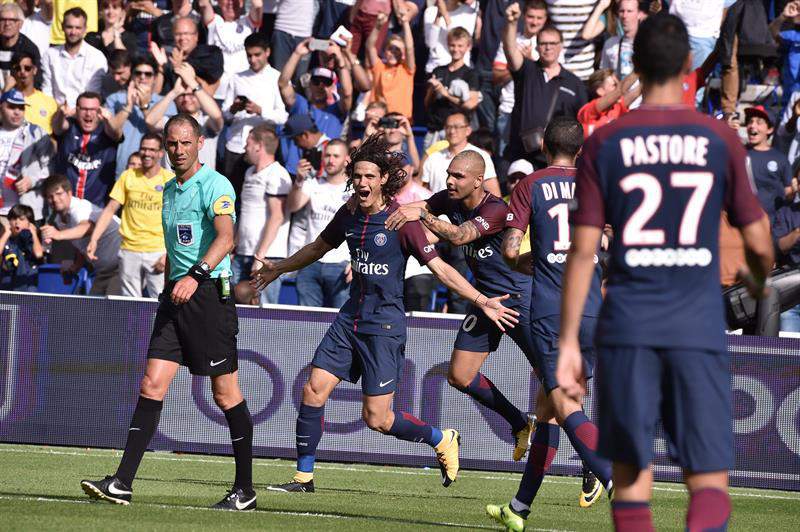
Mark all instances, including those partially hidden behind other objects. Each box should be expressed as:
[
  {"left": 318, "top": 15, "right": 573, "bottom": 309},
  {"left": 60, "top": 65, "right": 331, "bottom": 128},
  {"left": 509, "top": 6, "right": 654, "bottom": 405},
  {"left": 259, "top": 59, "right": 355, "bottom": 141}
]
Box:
[{"left": 147, "top": 279, "right": 239, "bottom": 376}]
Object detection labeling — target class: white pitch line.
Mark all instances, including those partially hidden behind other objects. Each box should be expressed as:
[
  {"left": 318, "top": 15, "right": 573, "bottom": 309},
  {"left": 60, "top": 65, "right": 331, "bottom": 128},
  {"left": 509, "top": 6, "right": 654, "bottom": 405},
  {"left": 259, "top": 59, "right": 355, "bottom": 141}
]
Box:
[
  {"left": 1, "top": 446, "right": 797, "bottom": 501},
  {"left": 0, "top": 494, "right": 571, "bottom": 531}
]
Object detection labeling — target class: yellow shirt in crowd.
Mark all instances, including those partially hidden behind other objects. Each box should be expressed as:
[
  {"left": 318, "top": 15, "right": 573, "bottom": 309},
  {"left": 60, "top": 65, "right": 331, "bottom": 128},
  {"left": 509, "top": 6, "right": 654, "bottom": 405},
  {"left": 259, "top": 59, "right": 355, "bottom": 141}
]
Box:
[
  {"left": 110, "top": 167, "right": 174, "bottom": 253},
  {"left": 25, "top": 90, "right": 57, "bottom": 135},
  {"left": 50, "top": 0, "right": 98, "bottom": 44}
]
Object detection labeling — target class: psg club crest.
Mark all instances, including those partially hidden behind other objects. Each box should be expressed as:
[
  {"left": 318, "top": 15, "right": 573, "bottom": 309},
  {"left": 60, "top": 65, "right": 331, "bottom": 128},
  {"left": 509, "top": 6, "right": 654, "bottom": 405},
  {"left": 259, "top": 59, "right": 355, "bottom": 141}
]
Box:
[
  {"left": 177, "top": 223, "right": 194, "bottom": 246},
  {"left": 374, "top": 232, "right": 387, "bottom": 246}
]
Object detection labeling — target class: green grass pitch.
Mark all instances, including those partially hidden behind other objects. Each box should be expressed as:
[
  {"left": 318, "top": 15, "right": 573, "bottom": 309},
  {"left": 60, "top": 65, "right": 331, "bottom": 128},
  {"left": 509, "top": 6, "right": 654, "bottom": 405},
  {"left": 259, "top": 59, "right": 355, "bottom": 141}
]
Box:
[{"left": 0, "top": 443, "right": 797, "bottom": 531}]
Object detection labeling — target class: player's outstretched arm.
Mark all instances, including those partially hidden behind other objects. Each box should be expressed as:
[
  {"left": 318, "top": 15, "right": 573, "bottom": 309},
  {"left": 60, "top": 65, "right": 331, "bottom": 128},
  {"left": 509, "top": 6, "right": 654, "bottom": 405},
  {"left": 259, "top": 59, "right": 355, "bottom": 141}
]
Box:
[
  {"left": 557, "top": 224, "right": 602, "bottom": 401},
  {"left": 426, "top": 256, "right": 519, "bottom": 331},
  {"left": 251, "top": 236, "right": 334, "bottom": 290},
  {"left": 738, "top": 214, "right": 775, "bottom": 298}
]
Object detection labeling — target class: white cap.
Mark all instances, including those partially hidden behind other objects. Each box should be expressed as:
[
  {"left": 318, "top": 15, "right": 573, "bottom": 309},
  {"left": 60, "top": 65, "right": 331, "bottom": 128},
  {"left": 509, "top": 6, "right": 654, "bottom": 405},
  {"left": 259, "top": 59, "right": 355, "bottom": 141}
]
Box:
[{"left": 507, "top": 159, "right": 534, "bottom": 176}]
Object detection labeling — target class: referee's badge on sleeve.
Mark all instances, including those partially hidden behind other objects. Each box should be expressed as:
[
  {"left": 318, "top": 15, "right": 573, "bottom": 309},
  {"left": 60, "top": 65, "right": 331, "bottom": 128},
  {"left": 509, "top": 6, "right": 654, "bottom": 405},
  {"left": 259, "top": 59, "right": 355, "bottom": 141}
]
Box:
[
  {"left": 177, "top": 223, "right": 194, "bottom": 246},
  {"left": 213, "top": 195, "right": 235, "bottom": 215}
]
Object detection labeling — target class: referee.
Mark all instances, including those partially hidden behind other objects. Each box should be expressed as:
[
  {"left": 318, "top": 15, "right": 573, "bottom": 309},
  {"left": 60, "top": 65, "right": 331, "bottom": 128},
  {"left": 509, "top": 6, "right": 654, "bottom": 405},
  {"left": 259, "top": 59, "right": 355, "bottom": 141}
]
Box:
[{"left": 80, "top": 114, "right": 256, "bottom": 511}]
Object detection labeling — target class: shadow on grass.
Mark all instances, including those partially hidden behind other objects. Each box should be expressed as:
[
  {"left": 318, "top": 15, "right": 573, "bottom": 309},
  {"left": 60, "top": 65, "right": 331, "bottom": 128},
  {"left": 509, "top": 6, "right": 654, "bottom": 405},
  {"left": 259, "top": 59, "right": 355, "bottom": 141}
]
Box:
[
  {"left": 136, "top": 476, "right": 486, "bottom": 502},
  {"left": 0, "top": 491, "right": 494, "bottom": 529}
]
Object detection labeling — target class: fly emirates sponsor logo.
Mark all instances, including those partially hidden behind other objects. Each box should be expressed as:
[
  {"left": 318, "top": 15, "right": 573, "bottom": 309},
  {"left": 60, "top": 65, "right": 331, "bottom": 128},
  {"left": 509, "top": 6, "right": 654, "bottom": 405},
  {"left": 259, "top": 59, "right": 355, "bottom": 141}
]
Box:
[{"left": 351, "top": 248, "right": 389, "bottom": 275}]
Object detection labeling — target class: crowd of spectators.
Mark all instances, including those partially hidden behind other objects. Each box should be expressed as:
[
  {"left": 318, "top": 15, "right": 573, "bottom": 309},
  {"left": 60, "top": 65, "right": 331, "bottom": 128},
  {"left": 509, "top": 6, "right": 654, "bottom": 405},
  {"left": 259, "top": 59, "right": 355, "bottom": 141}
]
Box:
[{"left": 1, "top": 0, "right": 800, "bottom": 327}]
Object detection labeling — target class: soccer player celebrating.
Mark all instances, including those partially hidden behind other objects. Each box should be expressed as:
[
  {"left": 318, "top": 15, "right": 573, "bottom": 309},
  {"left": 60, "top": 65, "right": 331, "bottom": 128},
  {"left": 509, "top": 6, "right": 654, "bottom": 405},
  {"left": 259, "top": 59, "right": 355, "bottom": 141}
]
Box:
[
  {"left": 81, "top": 114, "right": 257, "bottom": 511},
  {"left": 485, "top": 117, "right": 614, "bottom": 532},
  {"left": 384, "top": 149, "right": 536, "bottom": 462},
  {"left": 252, "top": 134, "right": 519, "bottom": 492},
  {"left": 558, "top": 14, "right": 773, "bottom": 532}
]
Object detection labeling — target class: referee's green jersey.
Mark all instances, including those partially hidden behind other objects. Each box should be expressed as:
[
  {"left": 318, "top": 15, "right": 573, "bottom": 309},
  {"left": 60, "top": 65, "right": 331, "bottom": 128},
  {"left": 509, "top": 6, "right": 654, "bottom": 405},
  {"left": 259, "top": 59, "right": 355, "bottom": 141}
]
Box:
[{"left": 162, "top": 164, "right": 236, "bottom": 281}]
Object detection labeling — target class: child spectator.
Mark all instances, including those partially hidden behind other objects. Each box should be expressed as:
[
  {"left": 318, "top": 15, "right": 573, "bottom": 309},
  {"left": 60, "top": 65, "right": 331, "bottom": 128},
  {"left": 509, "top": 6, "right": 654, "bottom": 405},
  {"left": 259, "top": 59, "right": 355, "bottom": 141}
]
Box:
[
  {"left": 0, "top": 204, "right": 43, "bottom": 291},
  {"left": 423, "top": 27, "right": 480, "bottom": 147},
  {"left": 423, "top": 0, "right": 480, "bottom": 74},
  {"left": 577, "top": 69, "right": 639, "bottom": 138},
  {"left": 366, "top": 11, "right": 415, "bottom": 120},
  {"left": 126, "top": 151, "right": 142, "bottom": 170}
]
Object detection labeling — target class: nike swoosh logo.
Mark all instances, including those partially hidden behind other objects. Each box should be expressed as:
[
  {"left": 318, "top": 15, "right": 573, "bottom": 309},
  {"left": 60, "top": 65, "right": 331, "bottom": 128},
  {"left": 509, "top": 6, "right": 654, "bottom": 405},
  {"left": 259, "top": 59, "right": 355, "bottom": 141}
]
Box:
[
  {"left": 107, "top": 483, "right": 131, "bottom": 496},
  {"left": 210, "top": 358, "right": 227, "bottom": 367},
  {"left": 235, "top": 496, "right": 255, "bottom": 510},
  {"left": 345, "top": 232, "right": 355, "bottom": 237},
  {"left": 129, "top": 427, "right": 141, "bottom": 431},
  {"left": 379, "top": 379, "right": 394, "bottom": 387},
  {"left": 232, "top": 436, "right": 244, "bottom": 442}
]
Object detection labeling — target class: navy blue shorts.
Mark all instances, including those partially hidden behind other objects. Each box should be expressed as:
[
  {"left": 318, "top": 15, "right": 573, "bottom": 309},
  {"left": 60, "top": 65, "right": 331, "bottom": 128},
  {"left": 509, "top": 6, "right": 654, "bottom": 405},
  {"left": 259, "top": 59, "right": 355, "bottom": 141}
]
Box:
[
  {"left": 453, "top": 297, "right": 537, "bottom": 364},
  {"left": 596, "top": 346, "right": 733, "bottom": 472},
  {"left": 312, "top": 318, "right": 404, "bottom": 396},
  {"left": 531, "top": 315, "right": 596, "bottom": 394}
]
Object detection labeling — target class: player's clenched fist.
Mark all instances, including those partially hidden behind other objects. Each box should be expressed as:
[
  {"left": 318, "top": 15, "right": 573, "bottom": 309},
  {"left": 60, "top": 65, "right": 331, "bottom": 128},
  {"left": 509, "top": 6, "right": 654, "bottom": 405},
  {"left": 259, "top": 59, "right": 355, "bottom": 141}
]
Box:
[{"left": 505, "top": 3, "right": 521, "bottom": 23}]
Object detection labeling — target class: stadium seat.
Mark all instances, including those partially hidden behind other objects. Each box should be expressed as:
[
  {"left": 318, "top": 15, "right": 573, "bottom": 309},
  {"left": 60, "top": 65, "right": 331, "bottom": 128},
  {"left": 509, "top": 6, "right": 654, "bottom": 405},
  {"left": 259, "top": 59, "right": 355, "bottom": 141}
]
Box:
[{"left": 37, "top": 265, "right": 93, "bottom": 295}]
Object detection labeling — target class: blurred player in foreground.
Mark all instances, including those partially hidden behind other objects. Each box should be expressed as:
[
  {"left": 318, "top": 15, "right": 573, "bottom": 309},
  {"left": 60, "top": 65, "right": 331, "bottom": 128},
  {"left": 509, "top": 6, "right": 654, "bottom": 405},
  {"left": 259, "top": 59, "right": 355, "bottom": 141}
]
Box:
[
  {"left": 484, "top": 117, "right": 614, "bottom": 532},
  {"left": 252, "top": 135, "right": 519, "bottom": 492},
  {"left": 558, "top": 14, "right": 773, "bottom": 531}
]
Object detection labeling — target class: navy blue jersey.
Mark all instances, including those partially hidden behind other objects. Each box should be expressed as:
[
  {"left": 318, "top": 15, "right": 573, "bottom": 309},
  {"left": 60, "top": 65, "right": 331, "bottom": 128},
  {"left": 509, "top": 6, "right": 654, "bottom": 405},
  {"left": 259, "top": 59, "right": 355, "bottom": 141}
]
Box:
[
  {"left": 572, "top": 106, "right": 764, "bottom": 351},
  {"left": 55, "top": 120, "right": 117, "bottom": 207},
  {"left": 321, "top": 201, "right": 438, "bottom": 337},
  {"left": 507, "top": 166, "right": 602, "bottom": 320},
  {"left": 426, "top": 191, "right": 531, "bottom": 300}
]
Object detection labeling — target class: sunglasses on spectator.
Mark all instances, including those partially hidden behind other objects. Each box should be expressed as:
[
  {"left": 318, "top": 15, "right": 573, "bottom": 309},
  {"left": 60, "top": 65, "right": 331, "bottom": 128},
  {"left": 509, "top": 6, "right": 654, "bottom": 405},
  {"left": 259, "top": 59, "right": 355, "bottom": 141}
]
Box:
[
  {"left": 310, "top": 77, "right": 333, "bottom": 86},
  {"left": 134, "top": 70, "right": 155, "bottom": 78},
  {"left": 12, "top": 64, "right": 33, "bottom": 73}
]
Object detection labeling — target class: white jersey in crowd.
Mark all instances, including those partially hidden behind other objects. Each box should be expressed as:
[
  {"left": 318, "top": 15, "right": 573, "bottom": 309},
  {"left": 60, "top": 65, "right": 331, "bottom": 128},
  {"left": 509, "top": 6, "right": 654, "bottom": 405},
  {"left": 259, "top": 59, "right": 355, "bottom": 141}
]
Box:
[
  {"left": 223, "top": 65, "right": 288, "bottom": 153},
  {"left": 21, "top": 10, "right": 51, "bottom": 57},
  {"left": 41, "top": 41, "right": 108, "bottom": 106},
  {"left": 544, "top": 0, "right": 596, "bottom": 80},
  {"left": 275, "top": 0, "right": 315, "bottom": 37},
  {"left": 669, "top": 0, "right": 726, "bottom": 39},
  {"left": 493, "top": 33, "right": 538, "bottom": 115},
  {"left": 301, "top": 175, "right": 350, "bottom": 263},
  {"left": 422, "top": 144, "right": 497, "bottom": 194},
  {"left": 423, "top": 3, "right": 479, "bottom": 73},
  {"left": 207, "top": 13, "right": 257, "bottom": 99},
  {"left": 396, "top": 181, "right": 433, "bottom": 281},
  {"left": 53, "top": 197, "right": 119, "bottom": 256},
  {"left": 237, "top": 162, "right": 292, "bottom": 258}
]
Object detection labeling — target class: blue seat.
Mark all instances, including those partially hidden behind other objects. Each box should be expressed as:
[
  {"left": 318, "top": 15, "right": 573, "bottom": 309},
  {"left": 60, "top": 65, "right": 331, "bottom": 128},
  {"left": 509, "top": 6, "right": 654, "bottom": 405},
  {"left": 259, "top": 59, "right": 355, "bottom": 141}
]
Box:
[{"left": 36, "top": 264, "right": 93, "bottom": 295}]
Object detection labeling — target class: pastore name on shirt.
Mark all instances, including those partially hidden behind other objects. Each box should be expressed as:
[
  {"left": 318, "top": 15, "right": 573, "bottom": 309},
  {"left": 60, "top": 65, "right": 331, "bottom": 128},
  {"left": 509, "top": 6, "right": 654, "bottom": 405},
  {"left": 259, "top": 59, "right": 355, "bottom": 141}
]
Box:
[
  {"left": 67, "top": 152, "right": 102, "bottom": 171},
  {"left": 351, "top": 247, "right": 389, "bottom": 276},
  {"left": 620, "top": 135, "right": 709, "bottom": 168}
]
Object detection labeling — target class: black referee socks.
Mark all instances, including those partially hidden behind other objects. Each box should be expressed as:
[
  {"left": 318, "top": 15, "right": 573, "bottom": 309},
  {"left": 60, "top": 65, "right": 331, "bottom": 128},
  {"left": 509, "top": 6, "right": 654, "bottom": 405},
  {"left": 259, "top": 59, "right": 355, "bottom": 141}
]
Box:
[
  {"left": 224, "top": 400, "right": 254, "bottom": 491},
  {"left": 115, "top": 396, "right": 164, "bottom": 487}
]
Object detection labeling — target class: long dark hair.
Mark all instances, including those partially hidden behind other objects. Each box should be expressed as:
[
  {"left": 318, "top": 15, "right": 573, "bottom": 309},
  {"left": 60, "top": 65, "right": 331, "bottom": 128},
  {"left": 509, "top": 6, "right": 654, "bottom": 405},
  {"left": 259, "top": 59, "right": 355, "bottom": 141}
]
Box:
[{"left": 346, "top": 134, "right": 407, "bottom": 204}]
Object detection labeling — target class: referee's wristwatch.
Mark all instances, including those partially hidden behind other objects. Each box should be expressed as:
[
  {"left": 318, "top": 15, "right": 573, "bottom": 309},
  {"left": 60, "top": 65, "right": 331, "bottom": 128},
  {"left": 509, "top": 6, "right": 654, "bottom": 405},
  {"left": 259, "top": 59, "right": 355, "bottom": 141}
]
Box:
[{"left": 188, "top": 261, "right": 211, "bottom": 282}]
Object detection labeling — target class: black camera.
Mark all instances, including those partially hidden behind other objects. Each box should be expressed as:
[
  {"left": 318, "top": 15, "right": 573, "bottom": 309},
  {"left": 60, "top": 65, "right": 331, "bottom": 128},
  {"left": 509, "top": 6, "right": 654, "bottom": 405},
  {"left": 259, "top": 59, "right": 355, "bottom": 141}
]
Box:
[{"left": 378, "top": 117, "right": 399, "bottom": 129}]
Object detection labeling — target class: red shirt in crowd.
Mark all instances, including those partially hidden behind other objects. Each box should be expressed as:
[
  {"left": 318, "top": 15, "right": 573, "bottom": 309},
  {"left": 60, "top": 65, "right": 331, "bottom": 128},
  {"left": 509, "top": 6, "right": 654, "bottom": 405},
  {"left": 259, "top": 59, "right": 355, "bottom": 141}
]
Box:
[
  {"left": 577, "top": 98, "right": 629, "bottom": 138},
  {"left": 681, "top": 67, "right": 706, "bottom": 106}
]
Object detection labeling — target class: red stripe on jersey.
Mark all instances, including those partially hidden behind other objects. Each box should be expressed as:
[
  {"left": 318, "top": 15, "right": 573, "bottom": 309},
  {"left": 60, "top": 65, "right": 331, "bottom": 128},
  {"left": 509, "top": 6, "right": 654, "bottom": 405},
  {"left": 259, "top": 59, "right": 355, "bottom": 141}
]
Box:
[
  {"left": 75, "top": 133, "right": 91, "bottom": 199},
  {"left": 353, "top": 213, "right": 370, "bottom": 332}
]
